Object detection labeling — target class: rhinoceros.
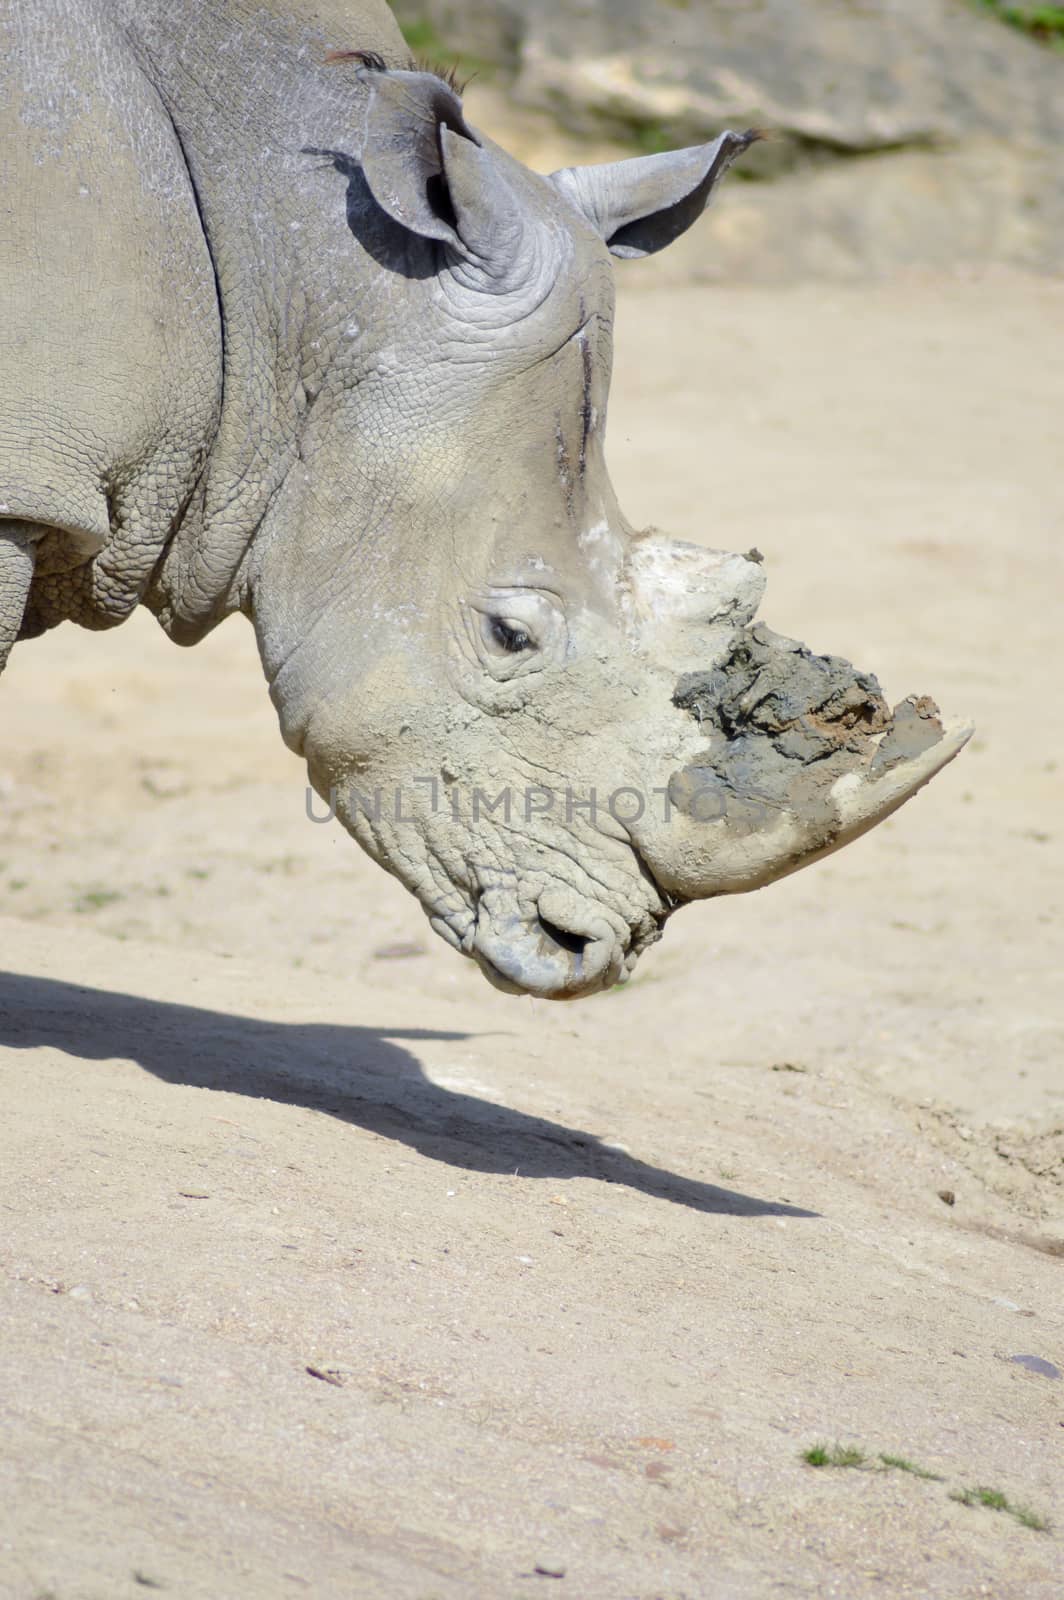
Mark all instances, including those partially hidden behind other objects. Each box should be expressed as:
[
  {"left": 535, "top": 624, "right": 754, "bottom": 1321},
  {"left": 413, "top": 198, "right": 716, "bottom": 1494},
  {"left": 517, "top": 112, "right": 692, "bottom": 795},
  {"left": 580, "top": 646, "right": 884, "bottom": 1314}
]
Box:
[{"left": 0, "top": 0, "right": 970, "bottom": 998}]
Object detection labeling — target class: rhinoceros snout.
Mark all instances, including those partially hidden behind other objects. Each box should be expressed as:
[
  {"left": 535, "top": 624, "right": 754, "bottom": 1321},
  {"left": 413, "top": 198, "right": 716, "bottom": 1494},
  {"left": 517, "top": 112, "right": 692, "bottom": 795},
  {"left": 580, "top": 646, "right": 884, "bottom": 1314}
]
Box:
[{"left": 470, "top": 886, "right": 631, "bottom": 999}]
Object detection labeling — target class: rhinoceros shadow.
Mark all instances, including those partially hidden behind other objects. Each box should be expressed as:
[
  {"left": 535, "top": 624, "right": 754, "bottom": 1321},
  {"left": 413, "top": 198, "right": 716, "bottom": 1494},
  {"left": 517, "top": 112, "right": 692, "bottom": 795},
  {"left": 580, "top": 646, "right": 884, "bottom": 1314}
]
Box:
[{"left": 0, "top": 970, "right": 816, "bottom": 1220}]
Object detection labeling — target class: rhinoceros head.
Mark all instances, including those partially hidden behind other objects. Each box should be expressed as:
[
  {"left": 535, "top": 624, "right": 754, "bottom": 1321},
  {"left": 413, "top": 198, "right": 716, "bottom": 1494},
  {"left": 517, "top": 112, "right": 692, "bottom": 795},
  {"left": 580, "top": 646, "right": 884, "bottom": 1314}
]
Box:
[{"left": 251, "top": 63, "right": 969, "bottom": 999}]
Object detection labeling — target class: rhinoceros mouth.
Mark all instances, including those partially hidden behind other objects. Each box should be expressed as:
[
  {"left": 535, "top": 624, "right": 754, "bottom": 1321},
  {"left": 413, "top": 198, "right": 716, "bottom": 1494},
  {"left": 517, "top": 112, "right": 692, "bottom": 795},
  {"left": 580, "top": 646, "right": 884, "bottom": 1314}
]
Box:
[
  {"left": 472, "top": 923, "right": 631, "bottom": 999},
  {"left": 457, "top": 880, "right": 644, "bottom": 1000}
]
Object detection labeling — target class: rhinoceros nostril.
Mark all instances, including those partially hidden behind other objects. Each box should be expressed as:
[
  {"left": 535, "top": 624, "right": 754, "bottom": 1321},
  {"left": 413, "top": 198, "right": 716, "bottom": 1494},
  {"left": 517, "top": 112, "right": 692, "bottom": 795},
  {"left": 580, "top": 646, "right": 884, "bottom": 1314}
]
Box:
[{"left": 536, "top": 913, "right": 591, "bottom": 958}]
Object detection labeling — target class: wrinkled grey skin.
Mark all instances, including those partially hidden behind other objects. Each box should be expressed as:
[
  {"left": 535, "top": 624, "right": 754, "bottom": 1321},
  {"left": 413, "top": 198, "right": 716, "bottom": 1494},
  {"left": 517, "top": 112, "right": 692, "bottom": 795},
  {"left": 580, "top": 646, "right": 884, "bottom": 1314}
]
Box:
[{"left": 0, "top": 0, "right": 970, "bottom": 998}]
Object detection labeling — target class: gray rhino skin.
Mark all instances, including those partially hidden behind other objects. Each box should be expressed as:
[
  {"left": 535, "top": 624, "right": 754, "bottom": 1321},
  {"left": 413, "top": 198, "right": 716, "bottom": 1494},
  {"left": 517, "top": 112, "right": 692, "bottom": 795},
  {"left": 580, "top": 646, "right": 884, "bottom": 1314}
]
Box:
[{"left": 0, "top": 0, "right": 970, "bottom": 998}]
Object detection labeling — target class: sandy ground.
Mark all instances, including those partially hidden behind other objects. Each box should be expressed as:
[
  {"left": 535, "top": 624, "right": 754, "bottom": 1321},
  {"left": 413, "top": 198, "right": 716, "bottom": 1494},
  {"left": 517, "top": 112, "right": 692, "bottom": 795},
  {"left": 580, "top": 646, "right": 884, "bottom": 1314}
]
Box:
[{"left": 1, "top": 276, "right": 1062, "bottom": 1599}]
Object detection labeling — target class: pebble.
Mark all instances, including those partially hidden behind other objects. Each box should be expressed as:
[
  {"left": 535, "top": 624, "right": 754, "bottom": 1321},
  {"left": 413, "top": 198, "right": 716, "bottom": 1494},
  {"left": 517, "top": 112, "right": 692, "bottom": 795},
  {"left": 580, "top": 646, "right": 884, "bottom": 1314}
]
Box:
[
  {"left": 306, "top": 1362, "right": 354, "bottom": 1387},
  {"left": 1009, "top": 1354, "right": 1062, "bottom": 1380}
]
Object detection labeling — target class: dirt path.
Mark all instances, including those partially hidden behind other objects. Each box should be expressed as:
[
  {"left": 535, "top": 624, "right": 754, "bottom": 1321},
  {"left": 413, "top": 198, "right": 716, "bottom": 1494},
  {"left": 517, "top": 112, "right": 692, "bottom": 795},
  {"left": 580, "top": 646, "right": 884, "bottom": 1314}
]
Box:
[{"left": 1, "top": 277, "right": 1061, "bottom": 1598}]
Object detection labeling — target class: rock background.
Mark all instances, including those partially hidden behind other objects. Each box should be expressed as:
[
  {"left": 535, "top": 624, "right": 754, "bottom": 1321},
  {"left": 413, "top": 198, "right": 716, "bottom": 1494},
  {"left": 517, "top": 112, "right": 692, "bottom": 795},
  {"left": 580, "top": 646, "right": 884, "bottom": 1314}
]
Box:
[{"left": 392, "top": 0, "right": 1064, "bottom": 279}]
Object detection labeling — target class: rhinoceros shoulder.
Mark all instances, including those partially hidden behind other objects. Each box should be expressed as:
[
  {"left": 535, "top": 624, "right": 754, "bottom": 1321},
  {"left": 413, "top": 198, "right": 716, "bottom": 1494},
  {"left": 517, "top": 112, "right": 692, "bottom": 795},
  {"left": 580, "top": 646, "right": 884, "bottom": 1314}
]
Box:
[{"left": 0, "top": 0, "right": 222, "bottom": 639}]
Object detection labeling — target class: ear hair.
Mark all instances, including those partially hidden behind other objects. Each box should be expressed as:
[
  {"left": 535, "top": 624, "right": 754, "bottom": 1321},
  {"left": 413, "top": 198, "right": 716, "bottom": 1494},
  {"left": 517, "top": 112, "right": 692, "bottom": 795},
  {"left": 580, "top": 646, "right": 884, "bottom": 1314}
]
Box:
[
  {"left": 324, "top": 48, "right": 388, "bottom": 70},
  {"left": 324, "top": 46, "right": 470, "bottom": 97}
]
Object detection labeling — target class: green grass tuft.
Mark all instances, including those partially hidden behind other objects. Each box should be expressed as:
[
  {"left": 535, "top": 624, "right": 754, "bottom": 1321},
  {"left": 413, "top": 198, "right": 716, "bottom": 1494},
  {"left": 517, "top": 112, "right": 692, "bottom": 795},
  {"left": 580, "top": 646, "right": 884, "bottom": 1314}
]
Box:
[
  {"left": 878, "top": 1454, "right": 945, "bottom": 1481},
  {"left": 804, "top": 1440, "right": 1048, "bottom": 1532},
  {"left": 802, "top": 1442, "right": 866, "bottom": 1469},
  {"left": 950, "top": 1485, "right": 1051, "bottom": 1532},
  {"left": 1015, "top": 1504, "right": 1053, "bottom": 1533},
  {"left": 74, "top": 888, "right": 123, "bottom": 914}
]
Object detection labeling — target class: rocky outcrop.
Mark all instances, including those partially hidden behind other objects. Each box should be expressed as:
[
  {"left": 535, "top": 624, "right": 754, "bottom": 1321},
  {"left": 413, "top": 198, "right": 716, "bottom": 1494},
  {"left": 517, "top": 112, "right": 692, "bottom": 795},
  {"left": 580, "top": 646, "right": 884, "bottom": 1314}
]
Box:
[{"left": 393, "top": 0, "right": 1064, "bottom": 278}]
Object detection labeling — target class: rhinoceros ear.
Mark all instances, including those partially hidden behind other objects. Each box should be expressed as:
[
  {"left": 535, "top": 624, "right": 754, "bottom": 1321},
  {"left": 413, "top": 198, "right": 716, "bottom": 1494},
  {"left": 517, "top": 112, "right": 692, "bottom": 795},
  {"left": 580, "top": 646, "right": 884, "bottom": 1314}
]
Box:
[
  {"left": 355, "top": 67, "right": 525, "bottom": 274},
  {"left": 550, "top": 131, "right": 759, "bottom": 260},
  {"left": 356, "top": 68, "right": 479, "bottom": 247}
]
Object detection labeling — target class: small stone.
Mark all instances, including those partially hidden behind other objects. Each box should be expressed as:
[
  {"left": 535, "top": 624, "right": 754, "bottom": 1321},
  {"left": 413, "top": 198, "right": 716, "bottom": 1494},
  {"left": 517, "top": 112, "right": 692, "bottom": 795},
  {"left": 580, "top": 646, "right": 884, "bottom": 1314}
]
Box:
[
  {"left": 937, "top": 1189, "right": 956, "bottom": 1206},
  {"left": 1009, "top": 1354, "right": 1062, "bottom": 1380},
  {"left": 306, "top": 1362, "right": 354, "bottom": 1387},
  {"left": 533, "top": 1559, "right": 567, "bottom": 1579}
]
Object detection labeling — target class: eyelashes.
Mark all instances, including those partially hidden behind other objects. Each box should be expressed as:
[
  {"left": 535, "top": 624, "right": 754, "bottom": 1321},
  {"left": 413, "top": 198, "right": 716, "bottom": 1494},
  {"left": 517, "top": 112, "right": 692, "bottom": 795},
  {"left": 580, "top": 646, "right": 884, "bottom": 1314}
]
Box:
[{"left": 486, "top": 616, "right": 534, "bottom": 655}]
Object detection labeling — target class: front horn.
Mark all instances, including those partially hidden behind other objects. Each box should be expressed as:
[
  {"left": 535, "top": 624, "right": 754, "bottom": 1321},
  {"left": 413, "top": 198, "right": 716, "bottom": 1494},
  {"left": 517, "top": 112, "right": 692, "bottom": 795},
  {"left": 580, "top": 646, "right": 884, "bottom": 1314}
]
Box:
[{"left": 646, "top": 623, "right": 971, "bottom": 899}]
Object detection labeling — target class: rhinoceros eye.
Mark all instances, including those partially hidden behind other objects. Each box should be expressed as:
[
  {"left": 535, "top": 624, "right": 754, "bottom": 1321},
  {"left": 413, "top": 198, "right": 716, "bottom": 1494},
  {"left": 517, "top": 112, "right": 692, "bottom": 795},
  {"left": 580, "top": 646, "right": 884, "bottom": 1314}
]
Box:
[
  {"left": 465, "top": 590, "right": 562, "bottom": 679},
  {"left": 484, "top": 615, "right": 534, "bottom": 656}
]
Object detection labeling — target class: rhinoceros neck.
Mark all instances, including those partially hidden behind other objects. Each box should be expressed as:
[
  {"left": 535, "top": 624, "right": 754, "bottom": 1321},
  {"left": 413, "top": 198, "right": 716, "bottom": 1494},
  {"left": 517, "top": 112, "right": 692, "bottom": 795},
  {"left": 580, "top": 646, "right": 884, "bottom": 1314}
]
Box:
[{"left": 124, "top": 0, "right": 408, "bottom": 642}]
